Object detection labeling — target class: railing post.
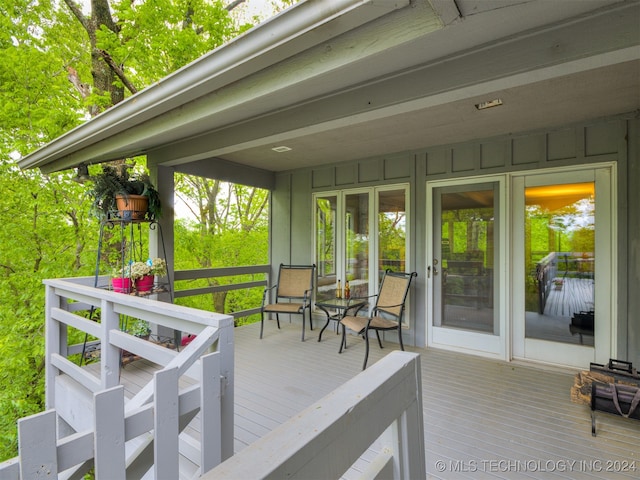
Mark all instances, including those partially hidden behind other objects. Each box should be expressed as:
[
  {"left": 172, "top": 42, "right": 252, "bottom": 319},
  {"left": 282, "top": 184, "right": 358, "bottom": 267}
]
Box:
[
  {"left": 200, "top": 352, "right": 221, "bottom": 474},
  {"left": 377, "top": 354, "right": 425, "bottom": 480},
  {"left": 100, "top": 299, "right": 121, "bottom": 389},
  {"left": 18, "top": 410, "right": 58, "bottom": 478},
  {"left": 154, "top": 366, "right": 179, "bottom": 480},
  {"left": 217, "top": 318, "right": 235, "bottom": 461},
  {"left": 94, "top": 386, "right": 125, "bottom": 479},
  {"left": 44, "top": 285, "right": 62, "bottom": 409}
]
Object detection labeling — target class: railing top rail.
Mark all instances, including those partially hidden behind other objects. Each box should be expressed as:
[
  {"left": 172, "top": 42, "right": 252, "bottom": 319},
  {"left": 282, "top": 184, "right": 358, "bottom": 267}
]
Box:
[
  {"left": 45, "top": 277, "right": 232, "bottom": 331},
  {"left": 174, "top": 264, "right": 270, "bottom": 281}
]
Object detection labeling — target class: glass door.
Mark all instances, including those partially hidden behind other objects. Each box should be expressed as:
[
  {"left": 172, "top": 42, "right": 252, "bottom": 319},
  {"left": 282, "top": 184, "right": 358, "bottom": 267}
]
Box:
[
  {"left": 512, "top": 167, "right": 614, "bottom": 367},
  {"left": 314, "top": 185, "right": 410, "bottom": 302},
  {"left": 427, "top": 178, "right": 506, "bottom": 358}
]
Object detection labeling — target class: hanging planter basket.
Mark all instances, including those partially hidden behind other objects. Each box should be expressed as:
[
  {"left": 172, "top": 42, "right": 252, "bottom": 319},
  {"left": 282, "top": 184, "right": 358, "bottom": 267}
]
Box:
[{"left": 116, "top": 194, "right": 148, "bottom": 220}]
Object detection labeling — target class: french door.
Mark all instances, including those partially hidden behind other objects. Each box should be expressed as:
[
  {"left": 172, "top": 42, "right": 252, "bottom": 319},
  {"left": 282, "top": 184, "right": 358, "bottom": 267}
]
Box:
[
  {"left": 314, "top": 185, "right": 410, "bottom": 307},
  {"left": 427, "top": 168, "right": 614, "bottom": 366},
  {"left": 512, "top": 166, "right": 614, "bottom": 367},
  {"left": 426, "top": 177, "right": 507, "bottom": 359}
]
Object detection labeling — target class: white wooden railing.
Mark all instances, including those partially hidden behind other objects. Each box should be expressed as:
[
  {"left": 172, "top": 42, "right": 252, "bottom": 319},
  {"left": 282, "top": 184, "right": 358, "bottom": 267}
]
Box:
[
  {"left": 204, "top": 351, "right": 426, "bottom": 480},
  {"left": 0, "top": 276, "right": 234, "bottom": 479}
]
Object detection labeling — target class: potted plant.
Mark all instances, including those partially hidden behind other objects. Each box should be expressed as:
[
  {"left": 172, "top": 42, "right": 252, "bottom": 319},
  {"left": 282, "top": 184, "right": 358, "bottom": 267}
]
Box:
[
  {"left": 115, "top": 258, "right": 167, "bottom": 293},
  {"left": 88, "top": 164, "right": 162, "bottom": 221},
  {"left": 128, "top": 319, "right": 151, "bottom": 339}
]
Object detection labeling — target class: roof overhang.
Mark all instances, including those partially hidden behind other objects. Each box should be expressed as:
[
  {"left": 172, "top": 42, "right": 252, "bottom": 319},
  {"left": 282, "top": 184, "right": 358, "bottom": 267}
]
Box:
[{"left": 18, "top": 0, "right": 640, "bottom": 176}]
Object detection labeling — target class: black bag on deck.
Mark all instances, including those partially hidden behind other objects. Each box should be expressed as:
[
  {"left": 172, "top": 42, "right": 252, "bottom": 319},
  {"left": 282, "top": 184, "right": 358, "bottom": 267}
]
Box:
[
  {"left": 591, "top": 382, "right": 640, "bottom": 419},
  {"left": 589, "top": 359, "right": 640, "bottom": 436},
  {"left": 590, "top": 359, "right": 639, "bottom": 382}
]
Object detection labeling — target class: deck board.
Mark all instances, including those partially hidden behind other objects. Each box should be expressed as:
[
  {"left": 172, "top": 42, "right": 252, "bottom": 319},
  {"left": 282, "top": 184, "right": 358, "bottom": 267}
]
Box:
[{"left": 107, "top": 320, "right": 638, "bottom": 479}]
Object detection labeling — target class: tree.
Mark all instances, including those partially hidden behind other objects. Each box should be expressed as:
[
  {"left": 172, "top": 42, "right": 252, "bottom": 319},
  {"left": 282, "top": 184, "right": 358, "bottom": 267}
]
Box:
[
  {"left": 0, "top": 0, "right": 286, "bottom": 460},
  {"left": 63, "top": 0, "right": 251, "bottom": 114},
  {"left": 174, "top": 175, "right": 269, "bottom": 321}
]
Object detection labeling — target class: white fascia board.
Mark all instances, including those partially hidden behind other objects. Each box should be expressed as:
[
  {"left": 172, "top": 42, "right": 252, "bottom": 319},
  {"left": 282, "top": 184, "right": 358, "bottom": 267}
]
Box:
[{"left": 19, "top": 0, "right": 410, "bottom": 172}]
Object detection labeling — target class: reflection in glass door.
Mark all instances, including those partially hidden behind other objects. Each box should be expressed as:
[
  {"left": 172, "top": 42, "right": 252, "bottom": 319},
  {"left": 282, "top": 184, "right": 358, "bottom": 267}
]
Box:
[
  {"left": 345, "top": 192, "right": 369, "bottom": 298},
  {"left": 435, "top": 185, "right": 496, "bottom": 333},
  {"left": 512, "top": 167, "right": 613, "bottom": 367},
  {"left": 315, "top": 195, "right": 338, "bottom": 299},
  {"left": 378, "top": 189, "right": 407, "bottom": 275},
  {"left": 524, "top": 183, "right": 595, "bottom": 345}
]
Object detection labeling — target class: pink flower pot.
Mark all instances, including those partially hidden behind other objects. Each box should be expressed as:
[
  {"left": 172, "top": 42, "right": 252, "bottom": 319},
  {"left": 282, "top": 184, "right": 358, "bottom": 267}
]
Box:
[
  {"left": 135, "top": 275, "right": 155, "bottom": 293},
  {"left": 112, "top": 277, "right": 132, "bottom": 293}
]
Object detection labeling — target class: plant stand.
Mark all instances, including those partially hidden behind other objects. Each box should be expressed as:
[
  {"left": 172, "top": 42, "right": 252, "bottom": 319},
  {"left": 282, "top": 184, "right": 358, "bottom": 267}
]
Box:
[{"left": 81, "top": 217, "right": 176, "bottom": 365}]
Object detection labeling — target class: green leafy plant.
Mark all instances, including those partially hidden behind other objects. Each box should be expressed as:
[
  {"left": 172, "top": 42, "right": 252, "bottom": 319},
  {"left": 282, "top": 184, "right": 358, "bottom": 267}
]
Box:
[
  {"left": 128, "top": 319, "right": 151, "bottom": 338},
  {"left": 88, "top": 164, "right": 162, "bottom": 220}
]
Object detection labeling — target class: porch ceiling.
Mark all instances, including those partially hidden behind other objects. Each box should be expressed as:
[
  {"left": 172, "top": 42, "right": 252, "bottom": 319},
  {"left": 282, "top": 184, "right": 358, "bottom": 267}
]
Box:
[{"left": 18, "top": 0, "right": 640, "bottom": 177}]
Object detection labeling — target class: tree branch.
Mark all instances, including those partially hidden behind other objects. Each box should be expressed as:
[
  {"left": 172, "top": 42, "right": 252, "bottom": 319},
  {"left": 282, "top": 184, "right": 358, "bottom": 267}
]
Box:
[
  {"left": 225, "top": 0, "right": 246, "bottom": 11},
  {"left": 99, "top": 49, "right": 139, "bottom": 95},
  {"left": 63, "top": 0, "right": 90, "bottom": 31}
]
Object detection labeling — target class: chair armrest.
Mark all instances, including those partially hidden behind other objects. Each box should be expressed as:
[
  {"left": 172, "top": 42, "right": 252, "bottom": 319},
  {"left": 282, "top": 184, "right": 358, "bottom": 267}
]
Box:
[
  {"left": 345, "top": 303, "right": 369, "bottom": 316},
  {"left": 344, "top": 294, "right": 377, "bottom": 316},
  {"left": 261, "top": 284, "right": 279, "bottom": 306},
  {"left": 302, "top": 288, "right": 314, "bottom": 306}
]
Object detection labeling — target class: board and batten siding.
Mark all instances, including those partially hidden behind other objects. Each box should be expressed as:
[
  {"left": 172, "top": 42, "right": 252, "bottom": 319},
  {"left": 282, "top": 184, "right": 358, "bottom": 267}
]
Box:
[{"left": 272, "top": 115, "right": 638, "bottom": 364}]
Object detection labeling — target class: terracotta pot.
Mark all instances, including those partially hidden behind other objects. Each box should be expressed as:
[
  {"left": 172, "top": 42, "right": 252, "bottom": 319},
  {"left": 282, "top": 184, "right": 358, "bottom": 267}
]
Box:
[
  {"left": 135, "top": 275, "right": 155, "bottom": 293},
  {"left": 116, "top": 194, "right": 148, "bottom": 220},
  {"left": 112, "top": 277, "right": 132, "bottom": 293}
]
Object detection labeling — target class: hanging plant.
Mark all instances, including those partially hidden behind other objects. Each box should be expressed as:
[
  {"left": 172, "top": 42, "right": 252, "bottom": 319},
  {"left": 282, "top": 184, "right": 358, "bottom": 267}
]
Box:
[{"left": 88, "top": 164, "right": 162, "bottom": 221}]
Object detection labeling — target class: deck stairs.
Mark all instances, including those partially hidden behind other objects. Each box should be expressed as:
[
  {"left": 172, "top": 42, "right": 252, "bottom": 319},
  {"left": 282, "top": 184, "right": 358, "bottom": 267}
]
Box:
[{"left": 0, "top": 277, "right": 235, "bottom": 479}]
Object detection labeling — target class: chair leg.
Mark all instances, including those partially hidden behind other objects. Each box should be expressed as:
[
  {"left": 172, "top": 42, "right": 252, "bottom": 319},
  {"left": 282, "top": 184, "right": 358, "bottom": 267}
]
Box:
[
  {"left": 375, "top": 330, "right": 383, "bottom": 349},
  {"left": 301, "top": 311, "right": 305, "bottom": 342},
  {"left": 363, "top": 327, "right": 371, "bottom": 370},
  {"left": 260, "top": 311, "right": 264, "bottom": 339},
  {"left": 339, "top": 324, "right": 347, "bottom": 353},
  {"left": 398, "top": 325, "right": 405, "bottom": 351},
  {"left": 275, "top": 313, "right": 280, "bottom": 329}
]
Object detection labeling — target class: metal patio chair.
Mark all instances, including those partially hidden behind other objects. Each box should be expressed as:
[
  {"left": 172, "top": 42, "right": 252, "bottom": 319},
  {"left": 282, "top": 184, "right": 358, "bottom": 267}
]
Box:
[
  {"left": 340, "top": 269, "right": 417, "bottom": 369},
  {"left": 260, "top": 264, "right": 316, "bottom": 341}
]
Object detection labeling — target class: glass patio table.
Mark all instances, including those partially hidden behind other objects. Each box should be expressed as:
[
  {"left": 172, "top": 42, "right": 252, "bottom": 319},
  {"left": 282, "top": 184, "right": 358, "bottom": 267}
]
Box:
[{"left": 315, "top": 297, "right": 367, "bottom": 343}]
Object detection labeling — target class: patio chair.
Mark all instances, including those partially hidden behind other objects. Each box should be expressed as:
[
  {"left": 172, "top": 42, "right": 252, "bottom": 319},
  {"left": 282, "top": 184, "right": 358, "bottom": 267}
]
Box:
[
  {"left": 340, "top": 269, "right": 417, "bottom": 369},
  {"left": 260, "top": 264, "right": 316, "bottom": 341}
]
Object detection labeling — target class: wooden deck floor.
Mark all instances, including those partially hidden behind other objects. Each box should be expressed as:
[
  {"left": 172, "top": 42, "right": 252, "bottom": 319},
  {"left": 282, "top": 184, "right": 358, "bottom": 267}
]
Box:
[
  {"left": 544, "top": 277, "right": 594, "bottom": 318},
  {"left": 120, "top": 320, "right": 639, "bottom": 479}
]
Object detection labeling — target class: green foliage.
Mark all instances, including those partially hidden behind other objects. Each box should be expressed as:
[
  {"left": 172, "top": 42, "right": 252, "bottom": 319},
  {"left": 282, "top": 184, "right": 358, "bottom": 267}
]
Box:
[
  {"left": 174, "top": 216, "right": 269, "bottom": 325},
  {"left": 0, "top": 162, "right": 97, "bottom": 460},
  {"left": 0, "top": 0, "right": 283, "bottom": 463}
]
